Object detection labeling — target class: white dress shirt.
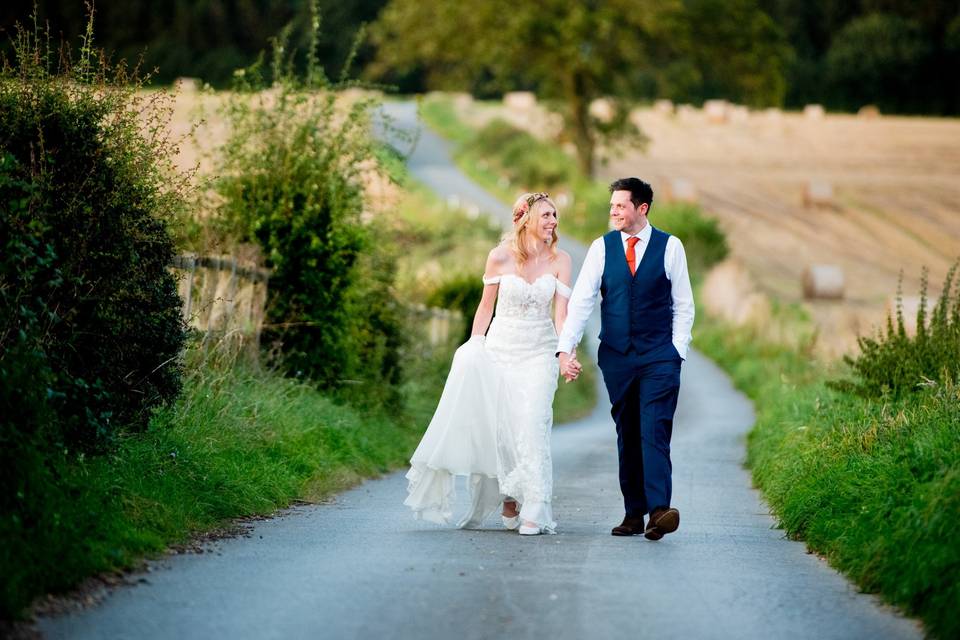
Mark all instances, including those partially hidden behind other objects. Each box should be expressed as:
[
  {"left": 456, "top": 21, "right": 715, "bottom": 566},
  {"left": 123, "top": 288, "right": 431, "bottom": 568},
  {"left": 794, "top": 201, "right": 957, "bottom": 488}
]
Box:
[{"left": 556, "top": 223, "right": 695, "bottom": 359}]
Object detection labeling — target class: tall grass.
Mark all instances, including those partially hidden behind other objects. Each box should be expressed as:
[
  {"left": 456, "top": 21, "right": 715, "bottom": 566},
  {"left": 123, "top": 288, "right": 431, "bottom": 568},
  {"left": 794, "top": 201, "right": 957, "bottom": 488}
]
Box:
[
  {"left": 1, "top": 339, "right": 445, "bottom": 619},
  {"left": 696, "top": 288, "right": 960, "bottom": 639}
]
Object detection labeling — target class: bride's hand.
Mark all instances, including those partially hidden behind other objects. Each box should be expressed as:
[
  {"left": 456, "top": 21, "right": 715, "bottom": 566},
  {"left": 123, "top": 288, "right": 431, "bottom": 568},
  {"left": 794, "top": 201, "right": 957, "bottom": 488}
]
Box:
[{"left": 559, "top": 351, "right": 582, "bottom": 382}]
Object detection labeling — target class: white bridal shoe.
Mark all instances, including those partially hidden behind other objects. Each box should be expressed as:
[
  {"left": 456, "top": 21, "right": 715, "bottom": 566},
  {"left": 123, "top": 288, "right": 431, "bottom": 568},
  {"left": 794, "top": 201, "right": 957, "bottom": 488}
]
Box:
[
  {"left": 518, "top": 523, "right": 542, "bottom": 535},
  {"left": 502, "top": 515, "right": 520, "bottom": 530}
]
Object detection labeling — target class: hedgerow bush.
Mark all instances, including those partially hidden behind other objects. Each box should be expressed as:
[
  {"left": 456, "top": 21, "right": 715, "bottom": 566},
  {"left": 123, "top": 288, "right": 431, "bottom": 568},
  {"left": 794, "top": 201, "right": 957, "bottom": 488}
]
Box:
[
  {"left": 216, "top": 4, "right": 404, "bottom": 397},
  {"left": 469, "top": 119, "right": 576, "bottom": 189},
  {"left": 427, "top": 274, "right": 483, "bottom": 344},
  {"left": 653, "top": 203, "right": 730, "bottom": 279},
  {"left": 832, "top": 262, "right": 960, "bottom": 397},
  {"left": 0, "top": 18, "right": 187, "bottom": 452}
]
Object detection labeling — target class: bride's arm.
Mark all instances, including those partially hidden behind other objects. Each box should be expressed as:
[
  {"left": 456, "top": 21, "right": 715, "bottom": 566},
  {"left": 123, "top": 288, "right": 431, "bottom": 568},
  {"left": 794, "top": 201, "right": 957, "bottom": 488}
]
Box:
[
  {"left": 471, "top": 283, "right": 498, "bottom": 337},
  {"left": 553, "top": 251, "right": 573, "bottom": 336},
  {"left": 471, "top": 247, "right": 505, "bottom": 337}
]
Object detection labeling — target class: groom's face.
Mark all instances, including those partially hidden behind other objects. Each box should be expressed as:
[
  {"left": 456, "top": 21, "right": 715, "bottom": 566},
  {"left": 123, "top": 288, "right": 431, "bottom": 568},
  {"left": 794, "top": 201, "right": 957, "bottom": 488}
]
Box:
[{"left": 609, "top": 190, "right": 648, "bottom": 234}]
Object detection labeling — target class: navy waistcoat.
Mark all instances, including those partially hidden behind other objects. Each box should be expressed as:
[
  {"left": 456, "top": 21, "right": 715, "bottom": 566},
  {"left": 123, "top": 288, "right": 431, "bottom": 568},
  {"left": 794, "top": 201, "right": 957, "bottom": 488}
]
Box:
[{"left": 599, "top": 227, "right": 676, "bottom": 361}]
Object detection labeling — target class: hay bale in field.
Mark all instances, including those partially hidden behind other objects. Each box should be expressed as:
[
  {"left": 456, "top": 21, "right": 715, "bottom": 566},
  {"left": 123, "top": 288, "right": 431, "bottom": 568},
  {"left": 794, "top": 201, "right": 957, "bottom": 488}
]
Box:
[
  {"left": 804, "top": 104, "right": 825, "bottom": 119},
  {"left": 858, "top": 105, "right": 881, "bottom": 119},
  {"left": 763, "top": 107, "right": 783, "bottom": 124},
  {"left": 589, "top": 98, "right": 615, "bottom": 123},
  {"left": 450, "top": 92, "right": 474, "bottom": 109},
  {"left": 503, "top": 91, "right": 536, "bottom": 111},
  {"left": 676, "top": 104, "right": 698, "bottom": 120},
  {"left": 803, "top": 180, "right": 834, "bottom": 207},
  {"left": 703, "top": 99, "right": 728, "bottom": 124},
  {"left": 702, "top": 259, "right": 772, "bottom": 327},
  {"left": 729, "top": 105, "right": 749, "bottom": 123},
  {"left": 802, "top": 265, "right": 845, "bottom": 300},
  {"left": 174, "top": 77, "right": 200, "bottom": 92},
  {"left": 664, "top": 177, "right": 698, "bottom": 203},
  {"left": 654, "top": 99, "right": 674, "bottom": 115}
]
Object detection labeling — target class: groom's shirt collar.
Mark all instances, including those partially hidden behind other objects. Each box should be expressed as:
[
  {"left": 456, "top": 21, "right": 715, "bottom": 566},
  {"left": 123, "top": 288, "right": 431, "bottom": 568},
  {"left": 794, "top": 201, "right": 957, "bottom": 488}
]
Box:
[{"left": 619, "top": 223, "right": 652, "bottom": 248}]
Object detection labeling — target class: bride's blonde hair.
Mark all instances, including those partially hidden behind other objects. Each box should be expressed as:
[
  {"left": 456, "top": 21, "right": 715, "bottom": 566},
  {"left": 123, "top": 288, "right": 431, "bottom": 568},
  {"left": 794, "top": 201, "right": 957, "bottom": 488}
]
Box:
[{"left": 505, "top": 192, "right": 559, "bottom": 266}]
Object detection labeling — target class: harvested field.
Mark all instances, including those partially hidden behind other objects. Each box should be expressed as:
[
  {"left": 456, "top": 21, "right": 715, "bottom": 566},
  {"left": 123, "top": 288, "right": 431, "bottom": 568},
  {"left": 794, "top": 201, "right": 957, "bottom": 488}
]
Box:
[{"left": 604, "top": 107, "right": 960, "bottom": 354}]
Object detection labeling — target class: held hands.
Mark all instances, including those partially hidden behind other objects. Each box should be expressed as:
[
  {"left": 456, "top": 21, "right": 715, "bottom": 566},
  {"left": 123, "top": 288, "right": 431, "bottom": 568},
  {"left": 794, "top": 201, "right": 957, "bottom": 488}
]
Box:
[{"left": 558, "top": 350, "right": 582, "bottom": 383}]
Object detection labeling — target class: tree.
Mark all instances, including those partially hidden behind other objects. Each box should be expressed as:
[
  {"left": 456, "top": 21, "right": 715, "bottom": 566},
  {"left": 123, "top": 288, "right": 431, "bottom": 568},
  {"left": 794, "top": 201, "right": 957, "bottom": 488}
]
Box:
[
  {"left": 369, "top": 0, "right": 787, "bottom": 175},
  {"left": 825, "top": 13, "right": 932, "bottom": 112},
  {"left": 659, "top": 0, "right": 790, "bottom": 107}
]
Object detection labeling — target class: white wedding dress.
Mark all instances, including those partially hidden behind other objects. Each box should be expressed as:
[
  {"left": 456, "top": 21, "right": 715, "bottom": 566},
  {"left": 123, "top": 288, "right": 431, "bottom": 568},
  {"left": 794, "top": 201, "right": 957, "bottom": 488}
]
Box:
[{"left": 404, "top": 273, "right": 571, "bottom": 533}]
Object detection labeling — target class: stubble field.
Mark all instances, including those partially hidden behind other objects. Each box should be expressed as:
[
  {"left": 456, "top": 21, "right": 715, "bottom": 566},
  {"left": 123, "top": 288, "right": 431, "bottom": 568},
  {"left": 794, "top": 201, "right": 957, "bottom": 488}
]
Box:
[{"left": 606, "top": 107, "right": 960, "bottom": 354}]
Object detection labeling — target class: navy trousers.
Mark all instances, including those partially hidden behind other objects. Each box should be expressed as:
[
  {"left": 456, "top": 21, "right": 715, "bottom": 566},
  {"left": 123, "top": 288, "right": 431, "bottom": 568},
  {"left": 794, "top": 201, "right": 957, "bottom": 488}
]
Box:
[{"left": 597, "top": 342, "right": 682, "bottom": 518}]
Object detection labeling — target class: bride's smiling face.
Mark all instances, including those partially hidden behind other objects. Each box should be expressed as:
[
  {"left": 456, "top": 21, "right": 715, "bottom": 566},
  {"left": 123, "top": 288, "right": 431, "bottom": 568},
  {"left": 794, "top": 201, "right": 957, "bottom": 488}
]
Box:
[{"left": 528, "top": 202, "right": 558, "bottom": 243}]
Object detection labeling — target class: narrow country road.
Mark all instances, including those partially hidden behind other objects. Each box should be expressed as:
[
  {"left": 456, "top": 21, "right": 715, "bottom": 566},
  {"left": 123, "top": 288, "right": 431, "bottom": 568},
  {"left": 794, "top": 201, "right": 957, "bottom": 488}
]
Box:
[{"left": 38, "top": 102, "right": 921, "bottom": 640}]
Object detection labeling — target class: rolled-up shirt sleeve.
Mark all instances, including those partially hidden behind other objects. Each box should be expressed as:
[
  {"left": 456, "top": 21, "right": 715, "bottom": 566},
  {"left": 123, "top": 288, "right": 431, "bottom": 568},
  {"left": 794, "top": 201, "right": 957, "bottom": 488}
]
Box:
[{"left": 556, "top": 238, "right": 604, "bottom": 354}]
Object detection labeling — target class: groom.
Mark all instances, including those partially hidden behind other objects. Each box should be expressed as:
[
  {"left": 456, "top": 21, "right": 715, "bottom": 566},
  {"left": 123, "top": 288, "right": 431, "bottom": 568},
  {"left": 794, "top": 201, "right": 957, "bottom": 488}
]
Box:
[{"left": 557, "top": 177, "right": 694, "bottom": 539}]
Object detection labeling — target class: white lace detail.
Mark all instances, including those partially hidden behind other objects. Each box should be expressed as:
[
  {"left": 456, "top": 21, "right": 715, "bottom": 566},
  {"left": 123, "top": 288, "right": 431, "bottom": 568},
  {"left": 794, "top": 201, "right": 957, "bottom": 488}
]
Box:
[
  {"left": 405, "top": 273, "right": 561, "bottom": 533},
  {"left": 555, "top": 280, "right": 572, "bottom": 298}
]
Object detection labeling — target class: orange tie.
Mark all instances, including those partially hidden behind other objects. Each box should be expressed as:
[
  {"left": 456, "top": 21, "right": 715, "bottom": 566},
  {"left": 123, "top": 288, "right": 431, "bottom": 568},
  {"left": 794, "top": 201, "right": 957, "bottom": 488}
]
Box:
[{"left": 626, "top": 236, "right": 640, "bottom": 276}]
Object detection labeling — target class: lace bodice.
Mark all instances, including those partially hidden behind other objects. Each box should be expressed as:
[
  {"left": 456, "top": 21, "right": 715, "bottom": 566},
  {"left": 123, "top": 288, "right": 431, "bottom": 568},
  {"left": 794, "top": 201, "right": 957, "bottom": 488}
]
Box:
[{"left": 482, "top": 273, "right": 572, "bottom": 322}]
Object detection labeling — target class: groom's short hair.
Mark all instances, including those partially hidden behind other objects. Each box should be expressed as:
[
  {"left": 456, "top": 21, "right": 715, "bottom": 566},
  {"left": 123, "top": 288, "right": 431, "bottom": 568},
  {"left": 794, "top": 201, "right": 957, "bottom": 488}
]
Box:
[{"left": 610, "top": 177, "right": 653, "bottom": 210}]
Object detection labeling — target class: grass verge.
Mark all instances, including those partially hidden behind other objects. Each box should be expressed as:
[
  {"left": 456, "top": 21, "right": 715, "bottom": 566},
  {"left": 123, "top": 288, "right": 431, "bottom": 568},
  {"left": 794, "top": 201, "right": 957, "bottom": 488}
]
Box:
[
  {"left": 2, "top": 331, "right": 450, "bottom": 619},
  {"left": 695, "top": 309, "right": 959, "bottom": 639}
]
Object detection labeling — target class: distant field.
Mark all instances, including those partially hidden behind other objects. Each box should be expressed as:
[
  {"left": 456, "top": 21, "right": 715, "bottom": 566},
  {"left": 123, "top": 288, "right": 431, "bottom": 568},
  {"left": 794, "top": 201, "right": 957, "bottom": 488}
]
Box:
[
  {"left": 608, "top": 108, "right": 960, "bottom": 354},
  {"left": 164, "top": 90, "right": 960, "bottom": 354}
]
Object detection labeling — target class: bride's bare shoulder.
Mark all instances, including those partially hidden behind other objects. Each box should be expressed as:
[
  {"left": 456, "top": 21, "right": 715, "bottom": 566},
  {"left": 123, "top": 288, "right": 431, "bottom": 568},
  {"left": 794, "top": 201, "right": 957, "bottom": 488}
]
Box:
[{"left": 487, "top": 243, "right": 513, "bottom": 267}]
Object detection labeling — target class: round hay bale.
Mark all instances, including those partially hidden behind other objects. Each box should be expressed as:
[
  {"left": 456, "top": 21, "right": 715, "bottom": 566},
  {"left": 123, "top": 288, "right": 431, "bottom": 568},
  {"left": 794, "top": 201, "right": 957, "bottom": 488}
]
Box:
[
  {"left": 803, "top": 180, "right": 834, "bottom": 207},
  {"left": 450, "top": 92, "right": 474, "bottom": 109},
  {"left": 703, "top": 99, "right": 728, "bottom": 124},
  {"left": 174, "top": 77, "right": 200, "bottom": 92},
  {"left": 676, "top": 104, "right": 698, "bottom": 120},
  {"left": 702, "top": 259, "right": 772, "bottom": 328},
  {"left": 503, "top": 91, "right": 536, "bottom": 110},
  {"left": 858, "top": 105, "right": 881, "bottom": 119},
  {"left": 802, "top": 265, "right": 845, "bottom": 299},
  {"left": 654, "top": 99, "right": 674, "bottom": 115},
  {"left": 763, "top": 107, "right": 783, "bottom": 125},
  {"left": 589, "top": 97, "right": 615, "bottom": 123},
  {"left": 665, "top": 177, "right": 698, "bottom": 203},
  {"left": 729, "top": 105, "right": 749, "bottom": 123}
]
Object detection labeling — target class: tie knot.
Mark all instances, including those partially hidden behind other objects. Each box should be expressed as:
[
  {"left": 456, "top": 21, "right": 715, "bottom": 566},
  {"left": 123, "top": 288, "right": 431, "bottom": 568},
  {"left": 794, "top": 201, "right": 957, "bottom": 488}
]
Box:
[{"left": 627, "top": 236, "right": 640, "bottom": 248}]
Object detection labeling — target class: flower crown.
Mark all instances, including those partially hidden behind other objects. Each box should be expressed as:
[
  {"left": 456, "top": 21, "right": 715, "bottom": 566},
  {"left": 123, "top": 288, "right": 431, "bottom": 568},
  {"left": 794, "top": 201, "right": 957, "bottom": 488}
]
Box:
[{"left": 513, "top": 192, "right": 549, "bottom": 224}]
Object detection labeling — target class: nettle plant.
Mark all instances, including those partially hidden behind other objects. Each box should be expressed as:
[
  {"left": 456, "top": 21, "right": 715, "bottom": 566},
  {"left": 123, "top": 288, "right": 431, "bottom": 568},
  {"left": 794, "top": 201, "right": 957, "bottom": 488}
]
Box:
[
  {"left": 0, "top": 15, "right": 188, "bottom": 452},
  {"left": 216, "top": 3, "right": 404, "bottom": 397},
  {"left": 832, "top": 261, "right": 960, "bottom": 398}
]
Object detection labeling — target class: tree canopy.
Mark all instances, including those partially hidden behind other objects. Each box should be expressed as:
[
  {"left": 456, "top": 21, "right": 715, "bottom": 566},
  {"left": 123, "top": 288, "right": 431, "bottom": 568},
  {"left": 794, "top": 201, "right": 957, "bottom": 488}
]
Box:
[
  {"left": 369, "top": 0, "right": 790, "bottom": 174},
  {"left": 3, "top": 1, "right": 957, "bottom": 116}
]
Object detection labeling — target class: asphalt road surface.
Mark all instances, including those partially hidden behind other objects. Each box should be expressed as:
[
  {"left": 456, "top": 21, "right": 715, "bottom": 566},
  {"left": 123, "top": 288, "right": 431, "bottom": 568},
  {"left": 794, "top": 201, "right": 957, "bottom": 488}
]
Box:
[{"left": 38, "top": 101, "right": 921, "bottom": 640}]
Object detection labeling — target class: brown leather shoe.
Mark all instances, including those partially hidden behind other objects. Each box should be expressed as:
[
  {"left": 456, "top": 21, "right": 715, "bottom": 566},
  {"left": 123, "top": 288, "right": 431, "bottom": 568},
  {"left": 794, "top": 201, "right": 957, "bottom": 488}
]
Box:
[
  {"left": 611, "top": 515, "right": 645, "bottom": 536},
  {"left": 644, "top": 507, "right": 680, "bottom": 540}
]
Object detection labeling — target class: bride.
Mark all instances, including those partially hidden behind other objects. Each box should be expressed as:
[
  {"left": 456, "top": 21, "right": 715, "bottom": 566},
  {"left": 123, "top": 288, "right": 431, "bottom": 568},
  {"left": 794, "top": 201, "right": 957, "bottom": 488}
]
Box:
[{"left": 404, "top": 192, "right": 573, "bottom": 535}]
